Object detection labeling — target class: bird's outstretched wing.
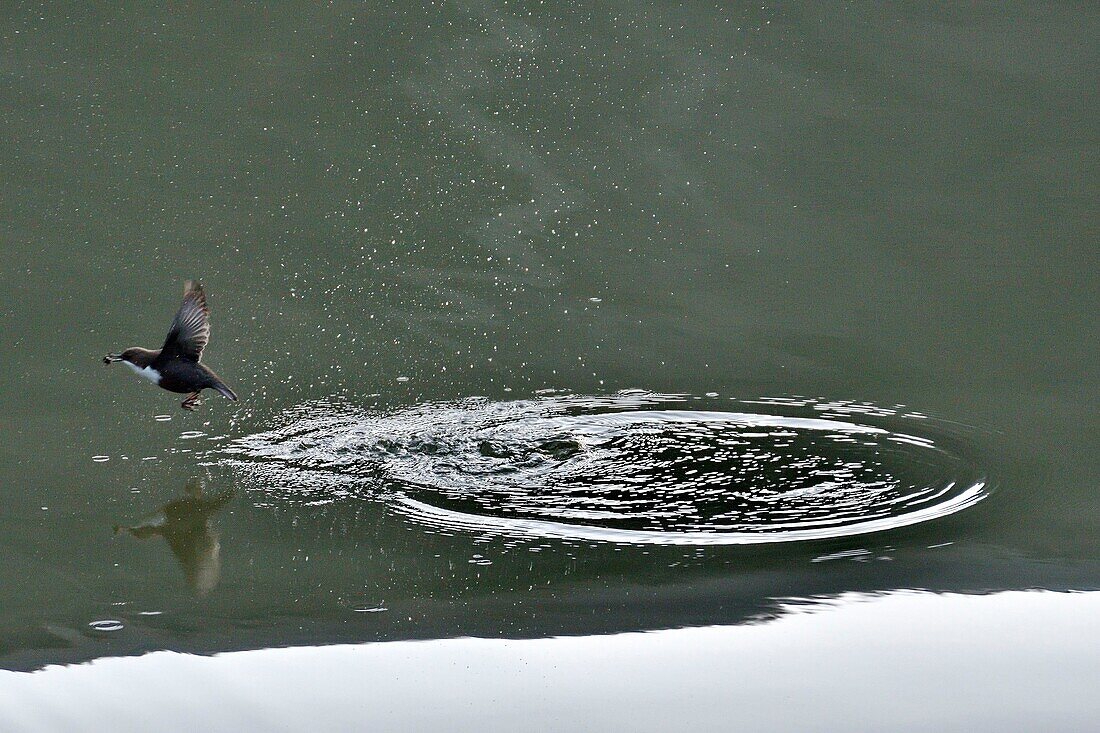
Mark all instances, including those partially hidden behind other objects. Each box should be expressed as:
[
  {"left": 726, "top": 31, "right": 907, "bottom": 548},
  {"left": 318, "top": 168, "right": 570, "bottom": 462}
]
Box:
[{"left": 162, "top": 280, "right": 211, "bottom": 361}]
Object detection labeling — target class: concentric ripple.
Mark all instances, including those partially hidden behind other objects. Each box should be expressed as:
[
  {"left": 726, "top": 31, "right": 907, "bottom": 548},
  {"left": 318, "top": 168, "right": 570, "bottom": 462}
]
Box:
[{"left": 219, "top": 392, "right": 990, "bottom": 544}]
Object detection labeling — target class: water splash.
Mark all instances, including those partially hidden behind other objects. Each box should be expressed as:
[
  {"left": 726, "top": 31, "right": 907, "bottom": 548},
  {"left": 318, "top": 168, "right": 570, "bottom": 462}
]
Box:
[{"left": 220, "top": 392, "right": 990, "bottom": 544}]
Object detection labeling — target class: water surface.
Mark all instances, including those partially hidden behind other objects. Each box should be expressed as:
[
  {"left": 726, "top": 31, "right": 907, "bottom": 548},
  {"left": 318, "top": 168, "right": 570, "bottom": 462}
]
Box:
[
  {"left": 223, "top": 392, "right": 991, "bottom": 543},
  {"left": 1, "top": 1, "right": 1097, "bottom": 729}
]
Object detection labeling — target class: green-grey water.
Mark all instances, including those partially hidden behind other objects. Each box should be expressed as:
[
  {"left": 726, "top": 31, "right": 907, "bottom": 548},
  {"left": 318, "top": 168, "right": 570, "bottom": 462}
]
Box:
[{"left": 1, "top": 3, "right": 1098, "bottom": 730}]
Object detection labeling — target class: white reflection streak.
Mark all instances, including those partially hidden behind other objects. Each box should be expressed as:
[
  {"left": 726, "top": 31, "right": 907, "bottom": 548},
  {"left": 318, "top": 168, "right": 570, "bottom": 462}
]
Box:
[
  {"left": 392, "top": 481, "right": 987, "bottom": 545},
  {"left": 1, "top": 591, "right": 1097, "bottom": 733}
]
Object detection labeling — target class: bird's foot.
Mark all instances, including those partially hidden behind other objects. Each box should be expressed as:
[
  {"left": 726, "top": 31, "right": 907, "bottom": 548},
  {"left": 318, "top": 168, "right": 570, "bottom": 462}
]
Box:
[{"left": 181, "top": 393, "right": 202, "bottom": 411}]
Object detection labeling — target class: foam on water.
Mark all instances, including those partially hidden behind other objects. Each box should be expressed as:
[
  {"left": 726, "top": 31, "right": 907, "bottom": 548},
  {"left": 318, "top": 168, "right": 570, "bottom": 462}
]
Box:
[{"left": 219, "top": 392, "right": 991, "bottom": 544}]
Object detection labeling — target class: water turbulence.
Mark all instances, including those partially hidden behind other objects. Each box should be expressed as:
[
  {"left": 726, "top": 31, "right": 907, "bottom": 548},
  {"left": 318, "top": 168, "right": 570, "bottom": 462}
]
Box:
[{"left": 219, "top": 393, "right": 990, "bottom": 544}]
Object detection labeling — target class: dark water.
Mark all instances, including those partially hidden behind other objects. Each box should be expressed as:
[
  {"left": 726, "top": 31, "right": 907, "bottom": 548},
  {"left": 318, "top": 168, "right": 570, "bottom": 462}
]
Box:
[{"left": 1, "top": 2, "right": 1098, "bottom": 730}]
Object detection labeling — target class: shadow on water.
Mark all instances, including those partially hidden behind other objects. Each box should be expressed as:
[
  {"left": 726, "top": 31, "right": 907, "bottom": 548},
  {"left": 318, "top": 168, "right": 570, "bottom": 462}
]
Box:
[{"left": 114, "top": 479, "right": 234, "bottom": 596}]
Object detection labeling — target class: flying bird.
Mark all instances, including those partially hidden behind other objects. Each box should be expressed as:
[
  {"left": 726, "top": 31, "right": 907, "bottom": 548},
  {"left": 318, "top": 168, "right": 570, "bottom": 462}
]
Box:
[{"left": 104, "top": 280, "right": 238, "bottom": 411}]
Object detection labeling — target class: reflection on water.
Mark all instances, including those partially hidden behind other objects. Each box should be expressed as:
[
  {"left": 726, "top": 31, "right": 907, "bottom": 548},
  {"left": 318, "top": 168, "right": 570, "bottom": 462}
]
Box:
[
  {"left": 4, "top": 591, "right": 1097, "bottom": 732},
  {"left": 114, "top": 479, "right": 234, "bottom": 596},
  {"left": 223, "top": 392, "right": 990, "bottom": 544}
]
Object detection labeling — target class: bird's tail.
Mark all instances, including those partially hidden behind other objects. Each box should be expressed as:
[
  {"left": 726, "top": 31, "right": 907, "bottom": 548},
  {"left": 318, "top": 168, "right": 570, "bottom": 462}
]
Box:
[{"left": 212, "top": 381, "right": 238, "bottom": 401}]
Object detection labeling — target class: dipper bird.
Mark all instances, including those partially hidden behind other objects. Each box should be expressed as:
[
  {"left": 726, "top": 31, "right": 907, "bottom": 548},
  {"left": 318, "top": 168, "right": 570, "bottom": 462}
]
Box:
[{"left": 104, "top": 281, "right": 238, "bottom": 411}]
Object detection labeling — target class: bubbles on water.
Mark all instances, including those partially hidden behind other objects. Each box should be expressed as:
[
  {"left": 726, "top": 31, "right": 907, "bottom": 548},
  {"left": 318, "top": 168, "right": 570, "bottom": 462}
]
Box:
[
  {"left": 88, "top": 619, "right": 124, "bottom": 632},
  {"left": 92, "top": 455, "right": 110, "bottom": 463},
  {"left": 221, "top": 392, "right": 990, "bottom": 545}
]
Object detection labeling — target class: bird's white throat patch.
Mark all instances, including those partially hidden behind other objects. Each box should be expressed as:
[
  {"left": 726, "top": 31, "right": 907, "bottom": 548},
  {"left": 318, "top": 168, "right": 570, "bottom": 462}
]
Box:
[{"left": 125, "top": 362, "right": 162, "bottom": 385}]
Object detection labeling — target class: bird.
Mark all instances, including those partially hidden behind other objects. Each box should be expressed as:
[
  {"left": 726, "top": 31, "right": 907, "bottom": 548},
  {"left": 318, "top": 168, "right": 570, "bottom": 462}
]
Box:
[{"left": 104, "top": 280, "right": 238, "bottom": 411}]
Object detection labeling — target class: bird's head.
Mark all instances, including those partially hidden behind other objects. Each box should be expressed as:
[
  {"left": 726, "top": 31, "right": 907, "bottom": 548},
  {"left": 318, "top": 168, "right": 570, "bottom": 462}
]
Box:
[{"left": 103, "top": 348, "right": 150, "bottom": 366}]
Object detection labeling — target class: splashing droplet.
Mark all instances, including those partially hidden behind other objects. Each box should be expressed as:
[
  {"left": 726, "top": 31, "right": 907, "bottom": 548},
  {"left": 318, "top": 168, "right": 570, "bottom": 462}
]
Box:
[{"left": 222, "top": 393, "right": 991, "bottom": 545}]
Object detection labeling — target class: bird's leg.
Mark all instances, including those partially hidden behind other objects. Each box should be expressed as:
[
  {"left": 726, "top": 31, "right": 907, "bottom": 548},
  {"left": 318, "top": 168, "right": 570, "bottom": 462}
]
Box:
[{"left": 181, "top": 392, "right": 202, "bottom": 411}]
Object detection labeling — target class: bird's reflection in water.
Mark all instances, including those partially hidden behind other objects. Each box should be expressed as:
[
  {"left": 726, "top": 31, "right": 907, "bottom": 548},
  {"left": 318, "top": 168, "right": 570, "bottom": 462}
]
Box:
[{"left": 115, "top": 478, "right": 234, "bottom": 596}]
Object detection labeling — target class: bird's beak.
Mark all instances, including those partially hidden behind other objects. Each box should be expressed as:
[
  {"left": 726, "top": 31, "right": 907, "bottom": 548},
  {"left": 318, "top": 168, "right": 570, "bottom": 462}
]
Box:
[{"left": 104, "top": 353, "right": 123, "bottom": 364}]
